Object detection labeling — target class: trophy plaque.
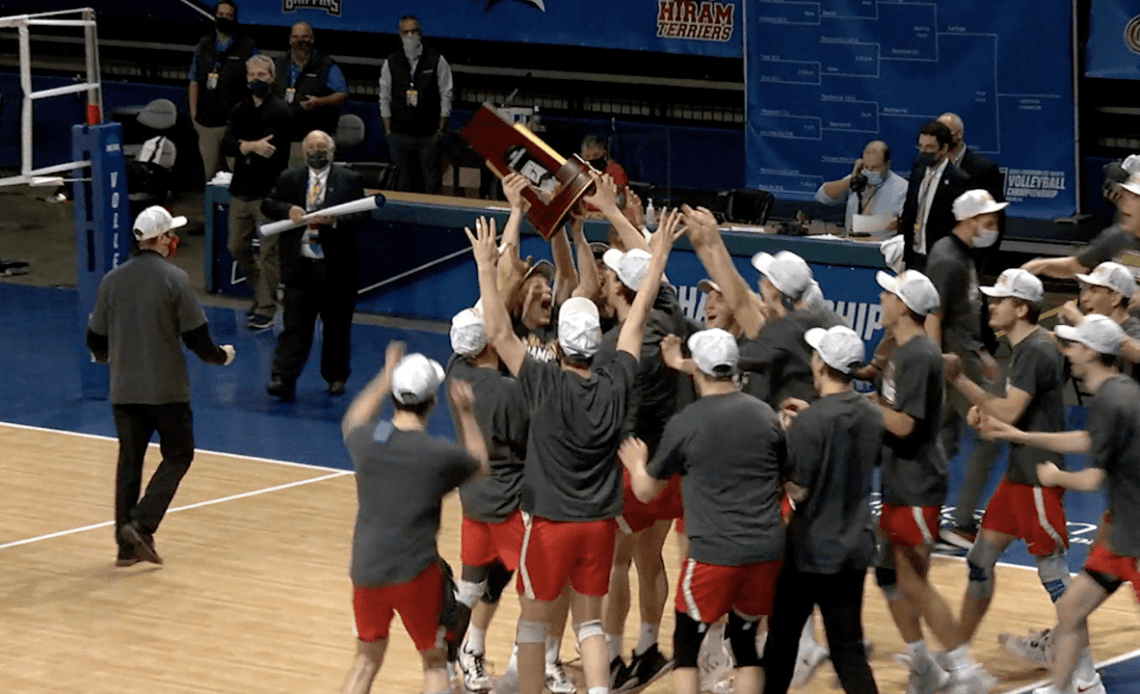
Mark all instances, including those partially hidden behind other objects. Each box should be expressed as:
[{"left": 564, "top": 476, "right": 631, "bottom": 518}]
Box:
[{"left": 461, "top": 104, "right": 595, "bottom": 240}]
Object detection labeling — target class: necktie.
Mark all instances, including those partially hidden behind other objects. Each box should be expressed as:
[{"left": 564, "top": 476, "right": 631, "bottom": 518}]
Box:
[
  {"left": 308, "top": 178, "right": 322, "bottom": 211},
  {"left": 302, "top": 176, "right": 326, "bottom": 260}
]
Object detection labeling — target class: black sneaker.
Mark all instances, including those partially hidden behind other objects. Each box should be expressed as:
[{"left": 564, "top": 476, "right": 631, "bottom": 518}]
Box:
[
  {"left": 119, "top": 522, "right": 162, "bottom": 565},
  {"left": 611, "top": 655, "right": 635, "bottom": 692},
  {"left": 266, "top": 379, "right": 296, "bottom": 402},
  {"left": 626, "top": 644, "right": 673, "bottom": 691},
  {"left": 247, "top": 314, "right": 274, "bottom": 330}
]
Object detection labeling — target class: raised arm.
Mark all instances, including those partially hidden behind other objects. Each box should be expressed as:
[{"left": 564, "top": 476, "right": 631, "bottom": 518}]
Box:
[
  {"left": 617, "top": 209, "right": 682, "bottom": 358},
  {"left": 496, "top": 173, "right": 529, "bottom": 294},
  {"left": 570, "top": 213, "right": 600, "bottom": 300},
  {"left": 342, "top": 340, "right": 403, "bottom": 439},
  {"left": 583, "top": 171, "right": 650, "bottom": 253},
  {"left": 550, "top": 225, "right": 577, "bottom": 306},
  {"left": 447, "top": 379, "right": 491, "bottom": 476},
  {"left": 1021, "top": 256, "right": 1086, "bottom": 279},
  {"left": 681, "top": 205, "right": 764, "bottom": 338},
  {"left": 467, "top": 216, "right": 528, "bottom": 376}
]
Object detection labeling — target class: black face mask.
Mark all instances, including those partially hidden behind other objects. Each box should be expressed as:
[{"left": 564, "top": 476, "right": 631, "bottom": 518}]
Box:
[
  {"left": 307, "top": 152, "right": 330, "bottom": 170},
  {"left": 291, "top": 40, "right": 313, "bottom": 53},
  {"left": 215, "top": 17, "right": 236, "bottom": 34},
  {"left": 248, "top": 79, "right": 271, "bottom": 97},
  {"left": 588, "top": 156, "right": 608, "bottom": 171},
  {"left": 915, "top": 152, "right": 938, "bottom": 169}
]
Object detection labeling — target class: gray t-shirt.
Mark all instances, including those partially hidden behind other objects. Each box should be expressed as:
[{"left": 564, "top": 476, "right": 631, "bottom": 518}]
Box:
[
  {"left": 878, "top": 333, "right": 948, "bottom": 506},
  {"left": 1005, "top": 328, "right": 1067, "bottom": 485},
  {"left": 926, "top": 234, "right": 984, "bottom": 378},
  {"left": 87, "top": 251, "right": 208, "bottom": 404},
  {"left": 648, "top": 391, "right": 786, "bottom": 566},
  {"left": 345, "top": 424, "right": 478, "bottom": 586},
  {"left": 446, "top": 357, "right": 529, "bottom": 524},
  {"left": 1119, "top": 316, "right": 1140, "bottom": 381},
  {"left": 739, "top": 307, "right": 845, "bottom": 407},
  {"left": 1076, "top": 224, "right": 1140, "bottom": 283},
  {"left": 516, "top": 352, "right": 637, "bottom": 522},
  {"left": 1086, "top": 374, "right": 1140, "bottom": 557},
  {"left": 787, "top": 390, "right": 882, "bottom": 573}
]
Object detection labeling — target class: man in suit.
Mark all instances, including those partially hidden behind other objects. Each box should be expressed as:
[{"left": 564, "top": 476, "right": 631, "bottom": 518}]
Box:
[
  {"left": 262, "top": 129, "right": 367, "bottom": 401},
  {"left": 897, "top": 120, "right": 972, "bottom": 271},
  {"left": 938, "top": 113, "right": 1007, "bottom": 264}
]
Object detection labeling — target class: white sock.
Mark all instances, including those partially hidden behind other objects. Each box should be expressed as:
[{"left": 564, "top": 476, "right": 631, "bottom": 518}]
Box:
[
  {"left": 607, "top": 633, "right": 622, "bottom": 661},
  {"left": 906, "top": 640, "right": 932, "bottom": 669},
  {"left": 587, "top": 687, "right": 609, "bottom": 694},
  {"left": 799, "top": 617, "right": 818, "bottom": 650},
  {"left": 546, "top": 635, "right": 559, "bottom": 665},
  {"left": 466, "top": 626, "right": 486, "bottom": 655},
  {"left": 945, "top": 644, "right": 972, "bottom": 671},
  {"left": 1075, "top": 647, "right": 1097, "bottom": 681},
  {"left": 634, "top": 623, "right": 659, "bottom": 656},
  {"left": 504, "top": 643, "right": 518, "bottom": 673},
  {"left": 707, "top": 622, "right": 726, "bottom": 646}
]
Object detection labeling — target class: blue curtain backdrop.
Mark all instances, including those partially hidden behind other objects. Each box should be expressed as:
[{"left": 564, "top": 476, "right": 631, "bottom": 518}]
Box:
[{"left": 1086, "top": 0, "right": 1140, "bottom": 79}]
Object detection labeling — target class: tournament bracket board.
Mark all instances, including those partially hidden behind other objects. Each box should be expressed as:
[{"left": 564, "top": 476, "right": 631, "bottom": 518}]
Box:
[{"left": 744, "top": 0, "right": 1076, "bottom": 220}]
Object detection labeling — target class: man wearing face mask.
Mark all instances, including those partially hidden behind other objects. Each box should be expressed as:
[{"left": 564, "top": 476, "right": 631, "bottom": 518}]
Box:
[
  {"left": 925, "top": 190, "right": 1008, "bottom": 550},
  {"left": 379, "top": 15, "right": 453, "bottom": 194},
  {"left": 261, "top": 130, "right": 367, "bottom": 401},
  {"left": 222, "top": 54, "right": 293, "bottom": 330},
  {"left": 581, "top": 135, "right": 629, "bottom": 188},
  {"left": 897, "top": 120, "right": 972, "bottom": 271},
  {"left": 938, "top": 114, "right": 1006, "bottom": 261},
  {"left": 188, "top": 1, "right": 259, "bottom": 180},
  {"left": 86, "top": 206, "right": 236, "bottom": 567},
  {"left": 274, "top": 22, "right": 348, "bottom": 169},
  {"left": 815, "top": 140, "right": 909, "bottom": 235}
]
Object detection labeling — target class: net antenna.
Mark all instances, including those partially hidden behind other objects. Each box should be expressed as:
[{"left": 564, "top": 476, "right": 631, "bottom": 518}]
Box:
[{"left": 0, "top": 7, "right": 102, "bottom": 187}]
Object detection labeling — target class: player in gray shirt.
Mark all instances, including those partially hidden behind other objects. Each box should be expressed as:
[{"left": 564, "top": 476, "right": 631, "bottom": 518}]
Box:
[
  {"left": 340, "top": 342, "right": 489, "bottom": 694},
  {"left": 621, "top": 328, "right": 785, "bottom": 694},
  {"left": 982, "top": 315, "right": 1134, "bottom": 694},
  {"left": 1057, "top": 260, "right": 1140, "bottom": 382},
  {"left": 86, "top": 206, "right": 235, "bottom": 567},
  {"left": 762, "top": 326, "right": 881, "bottom": 694}
]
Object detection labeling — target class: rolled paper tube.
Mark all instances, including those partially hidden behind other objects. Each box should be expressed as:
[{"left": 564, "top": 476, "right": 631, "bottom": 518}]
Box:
[{"left": 259, "top": 193, "right": 386, "bottom": 237}]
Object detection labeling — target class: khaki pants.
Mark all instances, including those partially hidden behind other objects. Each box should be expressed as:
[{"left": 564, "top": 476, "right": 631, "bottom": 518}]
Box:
[
  {"left": 227, "top": 197, "right": 279, "bottom": 317},
  {"left": 194, "top": 120, "right": 233, "bottom": 180}
]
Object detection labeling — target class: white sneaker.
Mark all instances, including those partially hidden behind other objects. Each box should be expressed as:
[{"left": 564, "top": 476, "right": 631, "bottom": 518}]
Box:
[
  {"left": 1075, "top": 672, "right": 1107, "bottom": 694},
  {"left": 698, "top": 639, "right": 734, "bottom": 693},
  {"left": 896, "top": 654, "right": 951, "bottom": 694},
  {"left": 1030, "top": 685, "right": 1069, "bottom": 694},
  {"left": 946, "top": 663, "right": 996, "bottom": 694},
  {"left": 998, "top": 628, "right": 1054, "bottom": 668},
  {"left": 545, "top": 659, "right": 576, "bottom": 694},
  {"left": 710, "top": 676, "right": 736, "bottom": 694},
  {"left": 491, "top": 654, "right": 519, "bottom": 694},
  {"left": 790, "top": 639, "right": 829, "bottom": 687},
  {"left": 459, "top": 648, "right": 494, "bottom": 693}
]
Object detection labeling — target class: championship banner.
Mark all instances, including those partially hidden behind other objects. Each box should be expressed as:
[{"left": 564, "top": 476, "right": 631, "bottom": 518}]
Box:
[
  {"left": 1086, "top": 0, "right": 1140, "bottom": 80},
  {"left": 744, "top": 0, "right": 1077, "bottom": 221}
]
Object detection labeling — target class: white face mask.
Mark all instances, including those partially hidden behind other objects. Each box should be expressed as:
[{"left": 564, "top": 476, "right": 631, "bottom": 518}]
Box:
[
  {"left": 863, "top": 168, "right": 883, "bottom": 186},
  {"left": 973, "top": 225, "right": 999, "bottom": 248},
  {"left": 401, "top": 34, "right": 422, "bottom": 59}
]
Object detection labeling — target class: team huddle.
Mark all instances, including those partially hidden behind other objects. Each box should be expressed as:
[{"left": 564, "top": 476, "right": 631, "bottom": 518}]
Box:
[{"left": 337, "top": 171, "right": 1140, "bottom": 694}]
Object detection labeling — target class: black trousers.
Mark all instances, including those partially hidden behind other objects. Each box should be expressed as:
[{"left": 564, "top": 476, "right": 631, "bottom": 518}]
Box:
[
  {"left": 111, "top": 403, "right": 194, "bottom": 549},
  {"left": 271, "top": 267, "right": 356, "bottom": 385},
  {"left": 762, "top": 565, "right": 878, "bottom": 694}
]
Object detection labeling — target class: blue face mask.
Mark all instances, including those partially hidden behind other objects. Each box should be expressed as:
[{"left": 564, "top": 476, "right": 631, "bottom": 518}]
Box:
[
  {"left": 248, "top": 79, "right": 271, "bottom": 97},
  {"left": 863, "top": 169, "right": 883, "bottom": 186}
]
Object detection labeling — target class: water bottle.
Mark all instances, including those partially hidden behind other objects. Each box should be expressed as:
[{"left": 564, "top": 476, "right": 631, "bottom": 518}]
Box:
[{"left": 645, "top": 200, "right": 657, "bottom": 231}]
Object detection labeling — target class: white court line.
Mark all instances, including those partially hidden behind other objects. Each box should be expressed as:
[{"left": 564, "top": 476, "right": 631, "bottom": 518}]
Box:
[
  {"left": 0, "top": 420, "right": 345, "bottom": 473},
  {"left": 0, "top": 469, "right": 350, "bottom": 551},
  {"left": 1001, "top": 646, "right": 1140, "bottom": 693}
]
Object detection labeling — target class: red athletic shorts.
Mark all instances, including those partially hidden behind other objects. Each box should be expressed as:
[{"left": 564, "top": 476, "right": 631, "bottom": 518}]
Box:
[
  {"left": 618, "top": 470, "right": 684, "bottom": 534},
  {"left": 879, "top": 503, "right": 941, "bottom": 548},
  {"left": 780, "top": 492, "right": 794, "bottom": 527},
  {"left": 517, "top": 516, "right": 617, "bottom": 601},
  {"left": 675, "top": 557, "right": 782, "bottom": 623},
  {"left": 675, "top": 517, "right": 685, "bottom": 535},
  {"left": 1084, "top": 540, "right": 1140, "bottom": 603},
  {"left": 980, "top": 480, "right": 1068, "bottom": 556},
  {"left": 353, "top": 562, "right": 444, "bottom": 650},
  {"left": 461, "top": 509, "right": 525, "bottom": 572}
]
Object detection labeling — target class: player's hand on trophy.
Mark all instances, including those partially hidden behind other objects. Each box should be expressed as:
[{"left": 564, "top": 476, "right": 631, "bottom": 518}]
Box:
[
  {"left": 502, "top": 172, "right": 531, "bottom": 212},
  {"left": 583, "top": 171, "right": 618, "bottom": 214}
]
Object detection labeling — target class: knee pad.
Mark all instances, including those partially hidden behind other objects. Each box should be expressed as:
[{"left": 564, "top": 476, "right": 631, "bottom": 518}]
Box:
[
  {"left": 455, "top": 579, "right": 487, "bottom": 609},
  {"left": 965, "top": 538, "right": 1000, "bottom": 600},
  {"left": 516, "top": 619, "right": 548, "bottom": 645},
  {"left": 574, "top": 619, "right": 605, "bottom": 644},
  {"left": 1036, "top": 552, "right": 1071, "bottom": 603},
  {"left": 673, "top": 609, "right": 706, "bottom": 669},
  {"left": 875, "top": 567, "right": 902, "bottom": 602},
  {"left": 482, "top": 561, "right": 513, "bottom": 604},
  {"left": 727, "top": 611, "right": 762, "bottom": 668}
]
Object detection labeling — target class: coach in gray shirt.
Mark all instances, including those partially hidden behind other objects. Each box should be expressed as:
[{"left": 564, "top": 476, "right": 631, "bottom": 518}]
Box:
[{"left": 87, "top": 206, "right": 235, "bottom": 567}]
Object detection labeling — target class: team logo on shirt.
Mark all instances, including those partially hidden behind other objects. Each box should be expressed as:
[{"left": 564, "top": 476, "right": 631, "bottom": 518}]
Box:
[
  {"left": 657, "top": 1, "right": 736, "bottom": 42},
  {"left": 282, "top": 0, "right": 341, "bottom": 17},
  {"left": 1125, "top": 15, "right": 1140, "bottom": 54}
]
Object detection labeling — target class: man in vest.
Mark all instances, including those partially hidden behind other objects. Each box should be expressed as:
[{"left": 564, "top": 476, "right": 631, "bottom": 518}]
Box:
[
  {"left": 378, "top": 15, "right": 453, "bottom": 194},
  {"left": 188, "top": 1, "right": 258, "bottom": 180},
  {"left": 274, "top": 22, "right": 348, "bottom": 169}
]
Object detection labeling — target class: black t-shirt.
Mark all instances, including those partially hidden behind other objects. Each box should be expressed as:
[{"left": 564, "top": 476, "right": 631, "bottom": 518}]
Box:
[
  {"left": 222, "top": 94, "right": 293, "bottom": 200},
  {"left": 877, "top": 333, "right": 948, "bottom": 506},
  {"left": 787, "top": 390, "right": 882, "bottom": 573},
  {"left": 648, "top": 391, "right": 786, "bottom": 566},
  {"left": 926, "top": 234, "right": 984, "bottom": 377},
  {"left": 1005, "top": 328, "right": 1067, "bottom": 485},
  {"left": 516, "top": 352, "right": 637, "bottom": 521},
  {"left": 446, "top": 357, "right": 529, "bottom": 523},
  {"left": 738, "top": 307, "right": 845, "bottom": 407},
  {"left": 1087, "top": 374, "right": 1140, "bottom": 557},
  {"left": 345, "top": 425, "right": 478, "bottom": 586}
]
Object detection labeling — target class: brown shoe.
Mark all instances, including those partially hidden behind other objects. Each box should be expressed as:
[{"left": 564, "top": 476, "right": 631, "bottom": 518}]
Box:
[
  {"left": 115, "top": 556, "right": 142, "bottom": 567},
  {"left": 119, "top": 523, "right": 163, "bottom": 565}
]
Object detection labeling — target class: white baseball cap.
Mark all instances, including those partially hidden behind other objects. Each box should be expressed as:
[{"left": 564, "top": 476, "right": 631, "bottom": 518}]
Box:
[
  {"left": 558, "top": 296, "right": 603, "bottom": 358},
  {"left": 687, "top": 328, "right": 739, "bottom": 377},
  {"left": 801, "top": 281, "right": 826, "bottom": 310},
  {"left": 697, "top": 278, "right": 722, "bottom": 294},
  {"left": 1119, "top": 172, "right": 1140, "bottom": 197},
  {"left": 980, "top": 268, "right": 1044, "bottom": 302},
  {"left": 603, "top": 248, "right": 652, "bottom": 291},
  {"left": 1076, "top": 261, "right": 1137, "bottom": 299},
  {"left": 133, "top": 205, "right": 187, "bottom": 240},
  {"left": 450, "top": 308, "right": 487, "bottom": 357},
  {"left": 751, "top": 251, "right": 813, "bottom": 298},
  {"left": 875, "top": 270, "right": 941, "bottom": 315},
  {"left": 391, "top": 353, "right": 445, "bottom": 405},
  {"left": 523, "top": 259, "right": 555, "bottom": 284},
  {"left": 952, "top": 189, "right": 1010, "bottom": 221},
  {"left": 804, "top": 325, "right": 865, "bottom": 374},
  {"left": 1055, "top": 314, "right": 1125, "bottom": 356}
]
